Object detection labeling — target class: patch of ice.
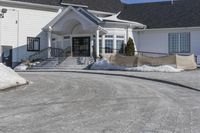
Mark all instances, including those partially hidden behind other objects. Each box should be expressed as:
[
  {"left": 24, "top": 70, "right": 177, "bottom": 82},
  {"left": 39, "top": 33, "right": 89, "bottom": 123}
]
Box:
[
  {"left": 90, "top": 59, "right": 183, "bottom": 72},
  {"left": 0, "top": 63, "right": 27, "bottom": 90}
]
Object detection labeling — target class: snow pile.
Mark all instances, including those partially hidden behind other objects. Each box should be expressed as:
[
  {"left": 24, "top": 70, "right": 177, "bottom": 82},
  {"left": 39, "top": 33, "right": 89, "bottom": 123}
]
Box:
[
  {"left": 14, "top": 61, "right": 40, "bottom": 71},
  {"left": 0, "top": 63, "right": 27, "bottom": 90},
  {"left": 14, "top": 63, "right": 28, "bottom": 71},
  {"left": 90, "top": 59, "right": 183, "bottom": 72}
]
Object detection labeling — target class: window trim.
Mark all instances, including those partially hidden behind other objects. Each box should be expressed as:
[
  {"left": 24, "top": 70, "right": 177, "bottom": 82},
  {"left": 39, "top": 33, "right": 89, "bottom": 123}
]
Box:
[
  {"left": 105, "top": 35, "right": 114, "bottom": 38},
  {"left": 116, "top": 35, "right": 125, "bottom": 39},
  {"left": 27, "top": 37, "right": 40, "bottom": 51}
]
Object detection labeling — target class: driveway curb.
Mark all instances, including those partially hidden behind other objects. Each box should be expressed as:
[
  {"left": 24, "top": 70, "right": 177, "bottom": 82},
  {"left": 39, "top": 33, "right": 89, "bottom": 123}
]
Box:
[{"left": 17, "top": 70, "right": 200, "bottom": 92}]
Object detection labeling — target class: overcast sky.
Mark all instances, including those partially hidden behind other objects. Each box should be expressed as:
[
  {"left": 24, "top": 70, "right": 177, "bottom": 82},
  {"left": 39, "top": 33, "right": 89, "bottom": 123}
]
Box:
[{"left": 122, "top": 0, "right": 170, "bottom": 4}]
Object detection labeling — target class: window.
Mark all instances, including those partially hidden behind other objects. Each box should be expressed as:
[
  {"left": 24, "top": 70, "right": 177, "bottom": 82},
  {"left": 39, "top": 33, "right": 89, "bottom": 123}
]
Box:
[
  {"left": 99, "top": 40, "right": 102, "bottom": 54},
  {"left": 105, "top": 35, "right": 114, "bottom": 53},
  {"left": 105, "top": 40, "right": 113, "bottom": 53},
  {"left": 117, "top": 35, "right": 124, "bottom": 39},
  {"left": 105, "top": 35, "right": 113, "bottom": 38},
  {"left": 116, "top": 40, "right": 124, "bottom": 53},
  {"left": 168, "top": 32, "right": 190, "bottom": 53},
  {"left": 116, "top": 35, "right": 125, "bottom": 53},
  {"left": 27, "top": 37, "right": 40, "bottom": 51},
  {"left": 64, "top": 36, "right": 70, "bottom": 39}
]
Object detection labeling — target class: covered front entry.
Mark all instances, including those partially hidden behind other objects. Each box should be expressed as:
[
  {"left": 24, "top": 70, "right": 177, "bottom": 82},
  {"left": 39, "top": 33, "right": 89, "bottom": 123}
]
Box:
[
  {"left": 72, "top": 37, "right": 90, "bottom": 57},
  {"left": 43, "top": 6, "right": 108, "bottom": 58}
]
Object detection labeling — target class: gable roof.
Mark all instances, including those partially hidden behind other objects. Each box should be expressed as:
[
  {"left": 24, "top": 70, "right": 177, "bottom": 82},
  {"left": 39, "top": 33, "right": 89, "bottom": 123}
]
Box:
[
  {"left": 9, "top": 0, "right": 61, "bottom": 6},
  {"left": 118, "top": 0, "right": 200, "bottom": 29},
  {"left": 61, "top": 0, "right": 123, "bottom": 13}
]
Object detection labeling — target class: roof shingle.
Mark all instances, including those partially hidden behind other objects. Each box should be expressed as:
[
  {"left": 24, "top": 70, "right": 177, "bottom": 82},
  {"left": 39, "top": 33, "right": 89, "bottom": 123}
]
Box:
[
  {"left": 118, "top": 0, "right": 200, "bottom": 28},
  {"left": 61, "top": 0, "right": 123, "bottom": 13},
  {"left": 10, "top": 0, "right": 123, "bottom": 13}
]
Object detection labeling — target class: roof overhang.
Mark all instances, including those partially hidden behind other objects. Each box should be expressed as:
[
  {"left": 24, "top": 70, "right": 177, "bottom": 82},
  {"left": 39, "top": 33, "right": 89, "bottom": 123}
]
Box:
[
  {"left": 0, "top": 0, "right": 60, "bottom": 12},
  {"left": 99, "top": 13, "right": 146, "bottom": 29}
]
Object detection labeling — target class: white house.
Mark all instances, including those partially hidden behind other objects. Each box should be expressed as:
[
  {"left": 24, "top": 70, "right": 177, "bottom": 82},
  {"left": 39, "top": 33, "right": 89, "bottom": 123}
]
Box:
[
  {"left": 119, "top": 0, "right": 200, "bottom": 56},
  {"left": 0, "top": 0, "right": 199, "bottom": 67}
]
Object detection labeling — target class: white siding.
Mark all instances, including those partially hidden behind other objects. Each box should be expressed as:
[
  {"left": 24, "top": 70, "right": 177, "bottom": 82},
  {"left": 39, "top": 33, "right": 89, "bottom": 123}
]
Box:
[
  {"left": 133, "top": 28, "right": 200, "bottom": 56},
  {"left": 0, "top": 5, "right": 59, "bottom": 64},
  {"left": 0, "top": 9, "right": 18, "bottom": 63}
]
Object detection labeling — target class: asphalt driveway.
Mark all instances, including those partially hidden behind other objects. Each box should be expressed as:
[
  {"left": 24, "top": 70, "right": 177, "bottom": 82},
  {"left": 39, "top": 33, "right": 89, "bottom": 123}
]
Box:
[{"left": 0, "top": 72, "right": 200, "bottom": 133}]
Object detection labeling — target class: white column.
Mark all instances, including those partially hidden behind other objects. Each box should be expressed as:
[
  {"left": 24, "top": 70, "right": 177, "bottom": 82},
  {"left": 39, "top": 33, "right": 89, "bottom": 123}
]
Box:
[
  {"left": 47, "top": 31, "right": 52, "bottom": 58},
  {"left": 90, "top": 35, "right": 94, "bottom": 57},
  {"left": 102, "top": 35, "right": 105, "bottom": 55},
  {"left": 96, "top": 29, "right": 100, "bottom": 57}
]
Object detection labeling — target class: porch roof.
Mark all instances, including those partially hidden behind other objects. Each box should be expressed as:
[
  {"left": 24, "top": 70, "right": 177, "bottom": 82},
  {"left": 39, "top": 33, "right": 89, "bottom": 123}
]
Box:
[
  {"left": 43, "top": 6, "right": 107, "bottom": 35},
  {"left": 43, "top": 6, "right": 146, "bottom": 35}
]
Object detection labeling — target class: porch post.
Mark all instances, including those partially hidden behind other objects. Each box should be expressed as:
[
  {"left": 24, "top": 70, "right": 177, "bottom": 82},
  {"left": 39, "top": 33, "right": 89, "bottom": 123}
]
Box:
[
  {"left": 90, "top": 35, "right": 94, "bottom": 57},
  {"left": 96, "top": 29, "right": 100, "bottom": 57},
  {"left": 47, "top": 27, "right": 52, "bottom": 58}
]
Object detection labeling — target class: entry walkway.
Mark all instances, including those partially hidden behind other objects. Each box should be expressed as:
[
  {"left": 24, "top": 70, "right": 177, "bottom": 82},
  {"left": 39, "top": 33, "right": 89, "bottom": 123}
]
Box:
[
  {"left": 30, "top": 57, "right": 93, "bottom": 70},
  {"left": 19, "top": 69, "right": 200, "bottom": 91}
]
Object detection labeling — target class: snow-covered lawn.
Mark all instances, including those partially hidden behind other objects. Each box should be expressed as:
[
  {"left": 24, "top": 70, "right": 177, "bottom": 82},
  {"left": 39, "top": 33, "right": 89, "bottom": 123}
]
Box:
[
  {"left": 90, "top": 59, "right": 183, "bottom": 72},
  {"left": 0, "top": 63, "right": 27, "bottom": 90}
]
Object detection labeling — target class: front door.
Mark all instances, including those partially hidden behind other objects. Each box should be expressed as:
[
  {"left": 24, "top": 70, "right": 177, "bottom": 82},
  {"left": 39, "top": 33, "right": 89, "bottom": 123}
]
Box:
[
  {"left": 72, "top": 37, "right": 90, "bottom": 57},
  {"left": 2, "top": 46, "right": 13, "bottom": 67}
]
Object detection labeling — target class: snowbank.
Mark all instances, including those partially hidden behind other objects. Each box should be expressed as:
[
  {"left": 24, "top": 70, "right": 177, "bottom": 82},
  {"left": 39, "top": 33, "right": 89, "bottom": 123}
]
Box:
[
  {"left": 0, "top": 63, "right": 27, "bottom": 90},
  {"left": 90, "top": 59, "right": 183, "bottom": 72},
  {"left": 14, "top": 61, "right": 40, "bottom": 71},
  {"left": 14, "top": 63, "right": 28, "bottom": 71}
]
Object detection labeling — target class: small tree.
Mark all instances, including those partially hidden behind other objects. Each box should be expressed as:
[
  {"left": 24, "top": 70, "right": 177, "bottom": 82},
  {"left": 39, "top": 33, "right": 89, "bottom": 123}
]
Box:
[{"left": 125, "top": 37, "right": 135, "bottom": 56}]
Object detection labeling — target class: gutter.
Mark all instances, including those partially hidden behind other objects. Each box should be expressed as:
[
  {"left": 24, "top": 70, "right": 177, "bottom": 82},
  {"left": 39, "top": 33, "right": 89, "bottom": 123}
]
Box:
[
  {"left": 61, "top": 2, "right": 88, "bottom": 8},
  {"left": 133, "top": 26, "right": 200, "bottom": 32},
  {"left": 88, "top": 10, "right": 116, "bottom": 16},
  {"left": 104, "top": 21, "right": 146, "bottom": 29},
  {"left": 0, "top": 0, "right": 60, "bottom": 12}
]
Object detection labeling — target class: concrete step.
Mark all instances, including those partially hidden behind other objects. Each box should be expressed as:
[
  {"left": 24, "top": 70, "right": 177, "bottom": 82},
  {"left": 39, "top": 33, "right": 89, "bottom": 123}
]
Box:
[
  {"left": 59, "top": 57, "right": 93, "bottom": 67},
  {"left": 30, "top": 57, "right": 94, "bottom": 70}
]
